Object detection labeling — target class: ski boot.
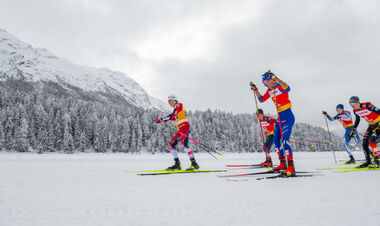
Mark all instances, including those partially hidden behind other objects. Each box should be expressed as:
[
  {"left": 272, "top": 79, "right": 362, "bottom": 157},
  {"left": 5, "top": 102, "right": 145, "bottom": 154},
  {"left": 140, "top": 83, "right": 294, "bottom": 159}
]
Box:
[
  {"left": 274, "top": 157, "right": 286, "bottom": 171},
  {"left": 260, "top": 156, "right": 273, "bottom": 168},
  {"left": 281, "top": 159, "right": 295, "bottom": 177},
  {"left": 373, "top": 155, "right": 379, "bottom": 168},
  {"left": 186, "top": 158, "right": 200, "bottom": 170},
  {"left": 345, "top": 155, "right": 356, "bottom": 164},
  {"left": 167, "top": 158, "right": 181, "bottom": 170},
  {"left": 356, "top": 161, "right": 371, "bottom": 169}
]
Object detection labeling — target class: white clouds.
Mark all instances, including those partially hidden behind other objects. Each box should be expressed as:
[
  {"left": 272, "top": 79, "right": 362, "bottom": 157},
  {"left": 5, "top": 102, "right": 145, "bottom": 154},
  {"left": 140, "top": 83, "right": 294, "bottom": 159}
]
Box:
[
  {"left": 0, "top": 0, "right": 379, "bottom": 131},
  {"left": 134, "top": 0, "right": 264, "bottom": 61}
]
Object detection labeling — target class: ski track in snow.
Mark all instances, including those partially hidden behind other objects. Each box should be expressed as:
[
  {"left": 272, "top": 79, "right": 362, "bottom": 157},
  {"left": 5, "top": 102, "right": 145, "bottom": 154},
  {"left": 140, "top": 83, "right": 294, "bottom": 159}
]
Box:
[{"left": 0, "top": 152, "right": 379, "bottom": 226}]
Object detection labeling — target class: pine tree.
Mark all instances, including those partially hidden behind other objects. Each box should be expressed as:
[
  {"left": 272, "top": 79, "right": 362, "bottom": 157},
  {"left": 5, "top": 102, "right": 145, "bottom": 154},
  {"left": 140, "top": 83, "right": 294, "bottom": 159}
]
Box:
[{"left": 63, "top": 122, "right": 74, "bottom": 154}]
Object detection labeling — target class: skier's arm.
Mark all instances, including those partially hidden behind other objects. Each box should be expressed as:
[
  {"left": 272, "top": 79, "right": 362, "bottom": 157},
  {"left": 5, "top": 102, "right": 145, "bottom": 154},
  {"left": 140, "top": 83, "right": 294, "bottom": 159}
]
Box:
[
  {"left": 327, "top": 114, "right": 338, "bottom": 121},
  {"left": 367, "top": 103, "right": 380, "bottom": 114},
  {"left": 258, "top": 90, "right": 270, "bottom": 103},
  {"left": 161, "top": 104, "right": 181, "bottom": 122},
  {"left": 353, "top": 111, "right": 360, "bottom": 129},
  {"left": 270, "top": 74, "right": 290, "bottom": 92},
  {"left": 250, "top": 82, "right": 263, "bottom": 99},
  {"left": 322, "top": 111, "right": 336, "bottom": 121}
]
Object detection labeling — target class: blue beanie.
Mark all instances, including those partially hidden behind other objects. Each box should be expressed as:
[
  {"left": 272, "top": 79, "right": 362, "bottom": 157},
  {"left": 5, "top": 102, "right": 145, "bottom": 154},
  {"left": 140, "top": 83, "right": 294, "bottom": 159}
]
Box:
[
  {"left": 262, "top": 71, "right": 274, "bottom": 81},
  {"left": 336, "top": 104, "right": 344, "bottom": 109}
]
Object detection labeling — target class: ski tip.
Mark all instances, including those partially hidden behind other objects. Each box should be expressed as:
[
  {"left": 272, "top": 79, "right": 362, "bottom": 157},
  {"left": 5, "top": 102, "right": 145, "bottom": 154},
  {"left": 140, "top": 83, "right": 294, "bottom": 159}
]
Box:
[
  {"left": 330, "top": 142, "right": 333, "bottom": 145},
  {"left": 220, "top": 154, "right": 224, "bottom": 157}
]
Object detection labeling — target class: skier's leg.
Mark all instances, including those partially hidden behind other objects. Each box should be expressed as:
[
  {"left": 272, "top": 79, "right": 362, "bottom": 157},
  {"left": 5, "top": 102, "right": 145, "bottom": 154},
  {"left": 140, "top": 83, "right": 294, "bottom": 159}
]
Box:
[
  {"left": 344, "top": 133, "right": 353, "bottom": 157},
  {"left": 280, "top": 110, "right": 295, "bottom": 176},
  {"left": 179, "top": 125, "right": 199, "bottom": 170},
  {"left": 182, "top": 136, "right": 194, "bottom": 160},
  {"left": 354, "top": 131, "right": 362, "bottom": 146},
  {"left": 343, "top": 129, "right": 356, "bottom": 163},
  {"left": 273, "top": 122, "right": 283, "bottom": 158},
  {"left": 169, "top": 132, "right": 181, "bottom": 159},
  {"left": 358, "top": 125, "right": 374, "bottom": 168},
  {"left": 369, "top": 124, "right": 380, "bottom": 166},
  {"left": 167, "top": 132, "right": 182, "bottom": 170},
  {"left": 261, "top": 134, "right": 274, "bottom": 167},
  {"left": 282, "top": 118, "right": 295, "bottom": 161},
  {"left": 178, "top": 124, "right": 193, "bottom": 159},
  {"left": 265, "top": 134, "right": 274, "bottom": 158}
]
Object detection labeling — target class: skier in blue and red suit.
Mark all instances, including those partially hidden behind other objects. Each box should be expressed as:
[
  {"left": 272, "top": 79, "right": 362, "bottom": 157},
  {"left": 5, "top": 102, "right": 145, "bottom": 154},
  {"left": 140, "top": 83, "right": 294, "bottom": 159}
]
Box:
[
  {"left": 251, "top": 70, "right": 296, "bottom": 176},
  {"left": 322, "top": 104, "right": 362, "bottom": 164}
]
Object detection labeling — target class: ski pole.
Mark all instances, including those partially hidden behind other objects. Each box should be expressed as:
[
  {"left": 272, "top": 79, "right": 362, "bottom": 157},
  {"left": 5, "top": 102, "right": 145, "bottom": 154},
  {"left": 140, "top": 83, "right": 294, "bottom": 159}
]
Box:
[
  {"left": 323, "top": 115, "right": 337, "bottom": 163},
  {"left": 289, "top": 140, "right": 317, "bottom": 149},
  {"left": 250, "top": 82, "right": 266, "bottom": 146},
  {"left": 166, "top": 122, "right": 223, "bottom": 156},
  {"left": 292, "top": 138, "right": 332, "bottom": 145},
  {"left": 163, "top": 122, "right": 219, "bottom": 159},
  {"left": 165, "top": 122, "right": 221, "bottom": 159},
  {"left": 163, "top": 122, "right": 223, "bottom": 158},
  {"left": 271, "top": 84, "right": 285, "bottom": 144}
]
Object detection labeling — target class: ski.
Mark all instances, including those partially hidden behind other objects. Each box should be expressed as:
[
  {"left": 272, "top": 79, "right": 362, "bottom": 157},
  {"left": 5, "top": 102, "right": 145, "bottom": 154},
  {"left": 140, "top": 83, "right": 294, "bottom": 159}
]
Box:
[
  {"left": 218, "top": 170, "right": 316, "bottom": 178},
  {"left": 336, "top": 167, "right": 380, "bottom": 173},
  {"left": 256, "top": 174, "right": 317, "bottom": 180},
  {"left": 338, "top": 159, "right": 366, "bottom": 163},
  {"left": 228, "top": 166, "right": 268, "bottom": 170},
  {"left": 126, "top": 169, "right": 171, "bottom": 173},
  {"left": 317, "top": 167, "right": 356, "bottom": 170},
  {"left": 336, "top": 163, "right": 359, "bottom": 166},
  {"left": 138, "top": 169, "right": 226, "bottom": 176}
]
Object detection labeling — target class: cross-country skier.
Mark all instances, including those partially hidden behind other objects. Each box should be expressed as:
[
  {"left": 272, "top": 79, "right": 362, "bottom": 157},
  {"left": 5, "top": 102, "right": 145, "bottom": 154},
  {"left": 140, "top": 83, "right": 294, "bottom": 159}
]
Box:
[
  {"left": 256, "top": 109, "right": 276, "bottom": 167},
  {"left": 251, "top": 70, "right": 296, "bottom": 176},
  {"left": 349, "top": 96, "right": 380, "bottom": 168},
  {"left": 322, "top": 104, "right": 362, "bottom": 164},
  {"left": 155, "top": 94, "right": 199, "bottom": 170}
]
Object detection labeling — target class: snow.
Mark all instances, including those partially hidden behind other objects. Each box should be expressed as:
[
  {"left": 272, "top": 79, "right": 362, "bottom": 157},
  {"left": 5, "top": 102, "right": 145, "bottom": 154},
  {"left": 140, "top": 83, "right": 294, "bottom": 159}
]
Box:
[
  {"left": 0, "top": 151, "right": 379, "bottom": 226},
  {"left": 0, "top": 28, "right": 167, "bottom": 111}
]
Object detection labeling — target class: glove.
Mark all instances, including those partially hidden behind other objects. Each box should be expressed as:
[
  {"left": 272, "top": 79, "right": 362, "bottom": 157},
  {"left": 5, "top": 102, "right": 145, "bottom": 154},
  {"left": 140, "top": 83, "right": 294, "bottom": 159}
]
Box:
[
  {"left": 322, "top": 111, "right": 327, "bottom": 115},
  {"left": 155, "top": 118, "right": 162, "bottom": 124},
  {"left": 269, "top": 74, "right": 277, "bottom": 82},
  {"left": 250, "top": 82, "right": 257, "bottom": 91},
  {"left": 349, "top": 128, "right": 356, "bottom": 138}
]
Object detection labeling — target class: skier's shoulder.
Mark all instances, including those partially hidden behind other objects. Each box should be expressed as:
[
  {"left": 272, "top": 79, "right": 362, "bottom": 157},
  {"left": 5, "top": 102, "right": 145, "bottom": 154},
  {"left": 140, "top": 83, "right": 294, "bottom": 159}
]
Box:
[{"left": 174, "top": 103, "right": 185, "bottom": 112}]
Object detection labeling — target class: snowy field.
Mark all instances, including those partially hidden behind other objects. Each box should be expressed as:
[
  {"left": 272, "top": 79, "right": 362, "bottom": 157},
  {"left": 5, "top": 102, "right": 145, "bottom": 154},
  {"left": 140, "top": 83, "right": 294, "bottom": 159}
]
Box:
[{"left": 1, "top": 151, "right": 380, "bottom": 226}]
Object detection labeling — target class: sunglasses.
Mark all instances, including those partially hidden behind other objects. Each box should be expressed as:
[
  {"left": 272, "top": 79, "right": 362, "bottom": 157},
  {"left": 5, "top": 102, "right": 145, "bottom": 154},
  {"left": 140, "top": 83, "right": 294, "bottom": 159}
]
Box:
[
  {"left": 349, "top": 102, "right": 357, "bottom": 106},
  {"left": 262, "top": 79, "right": 269, "bottom": 85}
]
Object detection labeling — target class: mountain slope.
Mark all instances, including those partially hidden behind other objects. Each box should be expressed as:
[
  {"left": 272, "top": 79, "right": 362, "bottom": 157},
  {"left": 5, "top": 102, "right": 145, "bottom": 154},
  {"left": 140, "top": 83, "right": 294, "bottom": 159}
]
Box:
[{"left": 0, "top": 28, "right": 168, "bottom": 111}]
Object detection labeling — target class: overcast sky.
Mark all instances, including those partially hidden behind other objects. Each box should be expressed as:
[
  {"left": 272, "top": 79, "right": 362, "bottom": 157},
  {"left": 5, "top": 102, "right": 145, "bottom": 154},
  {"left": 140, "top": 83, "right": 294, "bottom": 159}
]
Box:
[{"left": 0, "top": 0, "right": 379, "bottom": 134}]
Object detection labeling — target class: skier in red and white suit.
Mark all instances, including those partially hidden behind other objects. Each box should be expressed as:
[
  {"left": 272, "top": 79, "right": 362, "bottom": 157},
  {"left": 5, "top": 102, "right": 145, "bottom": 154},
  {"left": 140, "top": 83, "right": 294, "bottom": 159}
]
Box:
[
  {"left": 349, "top": 96, "right": 380, "bottom": 168},
  {"left": 155, "top": 94, "right": 199, "bottom": 170}
]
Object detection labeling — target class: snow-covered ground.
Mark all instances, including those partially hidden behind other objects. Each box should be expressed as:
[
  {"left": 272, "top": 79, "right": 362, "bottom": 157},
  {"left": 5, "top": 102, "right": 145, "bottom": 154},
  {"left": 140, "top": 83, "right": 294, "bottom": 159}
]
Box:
[{"left": 0, "top": 151, "right": 379, "bottom": 226}]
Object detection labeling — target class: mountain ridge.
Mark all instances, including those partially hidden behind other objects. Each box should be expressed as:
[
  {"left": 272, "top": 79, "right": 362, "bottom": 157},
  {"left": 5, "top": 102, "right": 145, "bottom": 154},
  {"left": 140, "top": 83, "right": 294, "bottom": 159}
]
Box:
[{"left": 0, "top": 28, "right": 169, "bottom": 111}]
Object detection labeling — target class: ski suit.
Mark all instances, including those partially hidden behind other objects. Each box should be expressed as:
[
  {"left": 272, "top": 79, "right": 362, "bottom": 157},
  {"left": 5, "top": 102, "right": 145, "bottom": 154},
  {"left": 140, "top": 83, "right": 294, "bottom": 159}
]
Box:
[
  {"left": 260, "top": 115, "right": 276, "bottom": 156},
  {"left": 353, "top": 102, "right": 380, "bottom": 162},
  {"left": 258, "top": 83, "right": 295, "bottom": 160},
  {"left": 326, "top": 111, "right": 362, "bottom": 156},
  {"left": 161, "top": 103, "right": 194, "bottom": 159}
]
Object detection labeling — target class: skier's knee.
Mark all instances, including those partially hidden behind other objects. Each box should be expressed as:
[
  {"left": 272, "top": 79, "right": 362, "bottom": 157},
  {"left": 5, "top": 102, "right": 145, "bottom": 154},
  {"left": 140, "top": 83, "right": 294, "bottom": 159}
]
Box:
[
  {"left": 170, "top": 140, "right": 178, "bottom": 149},
  {"left": 182, "top": 137, "right": 189, "bottom": 148}
]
